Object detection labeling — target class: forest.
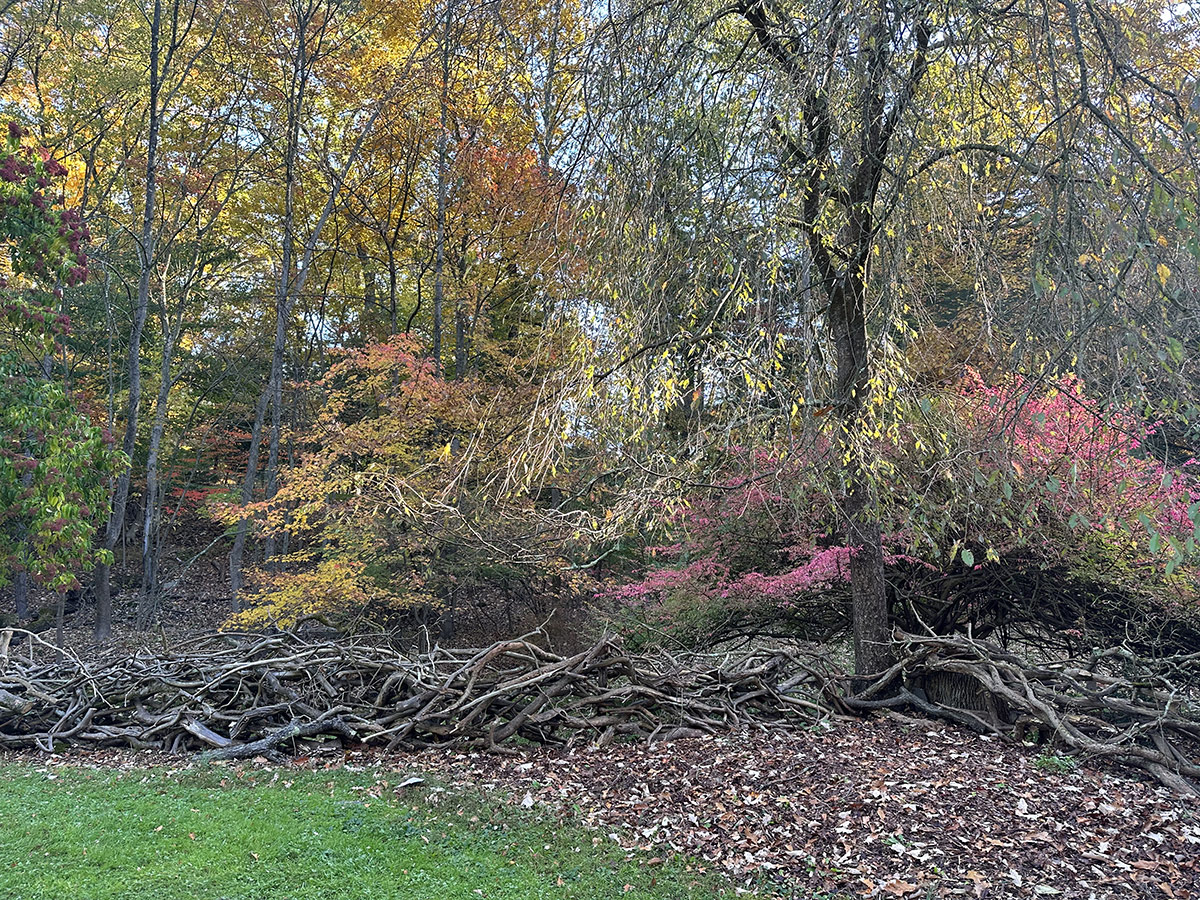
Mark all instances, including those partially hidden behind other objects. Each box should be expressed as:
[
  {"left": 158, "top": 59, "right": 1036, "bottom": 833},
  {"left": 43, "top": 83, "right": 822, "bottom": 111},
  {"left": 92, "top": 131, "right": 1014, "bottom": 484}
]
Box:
[{"left": 1, "top": 0, "right": 1200, "bottom": 895}]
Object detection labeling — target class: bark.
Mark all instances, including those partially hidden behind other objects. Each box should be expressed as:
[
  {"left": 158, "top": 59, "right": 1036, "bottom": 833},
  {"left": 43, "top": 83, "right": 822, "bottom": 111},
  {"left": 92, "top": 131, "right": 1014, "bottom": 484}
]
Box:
[
  {"left": 454, "top": 294, "right": 468, "bottom": 377},
  {"left": 357, "top": 242, "right": 376, "bottom": 313},
  {"left": 0, "top": 630, "right": 829, "bottom": 755},
  {"left": 260, "top": 9, "right": 306, "bottom": 568},
  {"left": 12, "top": 571, "right": 29, "bottom": 622},
  {"left": 12, "top": 466, "right": 33, "bottom": 621},
  {"left": 137, "top": 311, "right": 180, "bottom": 628},
  {"left": 228, "top": 386, "right": 270, "bottom": 603},
  {"left": 737, "top": 0, "right": 930, "bottom": 675},
  {"left": 830, "top": 276, "right": 892, "bottom": 676},
  {"left": 431, "top": 0, "right": 454, "bottom": 373},
  {"left": 94, "top": 0, "right": 162, "bottom": 643}
]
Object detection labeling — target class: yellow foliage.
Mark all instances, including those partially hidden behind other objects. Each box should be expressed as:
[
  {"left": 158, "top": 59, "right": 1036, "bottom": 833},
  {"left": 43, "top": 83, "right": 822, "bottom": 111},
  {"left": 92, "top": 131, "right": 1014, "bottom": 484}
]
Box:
[{"left": 226, "top": 558, "right": 429, "bottom": 631}]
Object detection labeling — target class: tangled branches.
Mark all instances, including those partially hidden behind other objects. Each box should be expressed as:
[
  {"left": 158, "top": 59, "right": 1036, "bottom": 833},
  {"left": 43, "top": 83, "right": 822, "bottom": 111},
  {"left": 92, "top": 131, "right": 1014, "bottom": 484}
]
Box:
[
  {"left": 2, "top": 626, "right": 1197, "bottom": 794},
  {"left": 845, "top": 631, "right": 1200, "bottom": 795},
  {"left": 0, "top": 629, "right": 829, "bottom": 759}
]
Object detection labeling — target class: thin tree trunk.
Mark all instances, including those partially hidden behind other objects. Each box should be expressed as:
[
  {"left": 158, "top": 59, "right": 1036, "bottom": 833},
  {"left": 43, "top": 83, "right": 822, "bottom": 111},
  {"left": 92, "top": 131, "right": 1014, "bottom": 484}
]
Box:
[
  {"left": 94, "top": 0, "right": 162, "bottom": 643},
  {"left": 454, "top": 297, "right": 467, "bottom": 377},
  {"left": 259, "top": 7, "right": 307, "bottom": 572},
  {"left": 229, "top": 385, "right": 270, "bottom": 604},
  {"left": 13, "top": 572, "right": 29, "bottom": 622},
  {"left": 431, "top": 0, "right": 453, "bottom": 373},
  {"left": 387, "top": 243, "right": 398, "bottom": 335},
  {"left": 137, "top": 311, "right": 179, "bottom": 628},
  {"left": 12, "top": 465, "right": 33, "bottom": 620},
  {"left": 54, "top": 593, "right": 64, "bottom": 654},
  {"left": 357, "top": 241, "right": 376, "bottom": 317}
]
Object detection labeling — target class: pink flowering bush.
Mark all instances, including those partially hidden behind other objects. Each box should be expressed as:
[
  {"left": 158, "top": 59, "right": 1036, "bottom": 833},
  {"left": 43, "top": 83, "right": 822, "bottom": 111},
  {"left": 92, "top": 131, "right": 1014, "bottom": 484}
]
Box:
[{"left": 603, "top": 373, "right": 1200, "bottom": 651}]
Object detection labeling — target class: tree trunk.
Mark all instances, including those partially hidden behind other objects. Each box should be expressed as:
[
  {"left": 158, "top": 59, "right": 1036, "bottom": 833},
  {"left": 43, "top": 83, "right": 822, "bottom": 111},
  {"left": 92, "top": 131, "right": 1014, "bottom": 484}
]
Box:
[
  {"left": 830, "top": 276, "right": 893, "bottom": 677},
  {"left": 454, "top": 297, "right": 467, "bottom": 378},
  {"left": 95, "top": 0, "right": 161, "bottom": 643},
  {"left": 13, "top": 571, "right": 29, "bottom": 622},
  {"left": 229, "top": 385, "right": 270, "bottom": 605},
  {"left": 357, "top": 242, "right": 376, "bottom": 318},
  {"left": 431, "top": 0, "right": 454, "bottom": 373},
  {"left": 137, "top": 311, "right": 178, "bottom": 629},
  {"left": 55, "top": 593, "right": 64, "bottom": 655}
]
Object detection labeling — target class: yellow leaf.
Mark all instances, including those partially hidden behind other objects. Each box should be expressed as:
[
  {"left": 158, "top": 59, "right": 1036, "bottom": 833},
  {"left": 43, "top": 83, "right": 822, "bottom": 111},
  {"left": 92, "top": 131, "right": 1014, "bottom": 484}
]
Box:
[{"left": 1157, "top": 263, "right": 1171, "bottom": 286}]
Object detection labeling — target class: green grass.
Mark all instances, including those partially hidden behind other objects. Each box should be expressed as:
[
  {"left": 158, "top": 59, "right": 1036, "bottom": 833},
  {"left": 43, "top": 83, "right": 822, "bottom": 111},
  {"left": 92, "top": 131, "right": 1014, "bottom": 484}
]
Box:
[{"left": 0, "top": 761, "right": 730, "bottom": 900}]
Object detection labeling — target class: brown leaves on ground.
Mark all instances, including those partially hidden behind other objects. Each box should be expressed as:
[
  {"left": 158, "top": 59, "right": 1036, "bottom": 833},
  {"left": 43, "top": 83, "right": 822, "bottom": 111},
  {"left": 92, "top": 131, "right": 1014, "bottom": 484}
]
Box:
[
  {"left": 414, "top": 718, "right": 1200, "bottom": 899},
  {"left": 10, "top": 715, "right": 1197, "bottom": 897}
]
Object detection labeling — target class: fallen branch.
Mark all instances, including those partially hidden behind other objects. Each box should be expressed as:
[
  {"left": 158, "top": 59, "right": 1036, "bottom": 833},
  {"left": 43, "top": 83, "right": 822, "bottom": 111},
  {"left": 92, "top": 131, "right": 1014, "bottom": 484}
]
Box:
[
  {"left": 854, "top": 630, "right": 1200, "bottom": 794},
  {"left": 3, "top": 627, "right": 1195, "bottom": 793},
  {"left": 0, "top": 630, "right": 830, "bottom": 758}
]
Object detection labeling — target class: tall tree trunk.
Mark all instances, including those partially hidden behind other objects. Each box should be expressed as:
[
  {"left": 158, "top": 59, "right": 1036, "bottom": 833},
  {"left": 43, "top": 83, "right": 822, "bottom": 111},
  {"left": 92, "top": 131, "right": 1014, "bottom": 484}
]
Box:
[
  {"left": 454, "top": 297, "right": 467, "bottom": 377},
  {"left": 830, "top": 275, "right": 892, "bottom": 677},
  {"left": 259, "top": 9, "right": 307, "bottom": 573},
  {"left": 357, "top": 241, "right": 376, "bottom": 319},
  {"left": 431, "top": 0, "right": 453, "bottom": 373},
  {"left": 137, "top": 309, "right": 179, "bottom": 628},
  {"left": 387, "top": 243, "right": 398, "bottom": 335},
  {"left": 94, "top": 0, "right": 161, "bottom": 643},
  {"left": 538, "top": 0, "right": 563, "bottom": 171},
  {"left": 228, "top": 386, "right": 270, "bottom": 604},
  {"left": 12, "top": 465, "right": 33, "bottom": 620},
  {"left": 261, "top": 296, "right": 290, "bottom": 565}
]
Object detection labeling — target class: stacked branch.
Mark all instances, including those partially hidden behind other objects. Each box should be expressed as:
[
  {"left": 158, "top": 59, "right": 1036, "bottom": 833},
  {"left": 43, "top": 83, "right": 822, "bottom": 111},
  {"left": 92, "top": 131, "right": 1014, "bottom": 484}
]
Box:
[
  {"left": 845, "top": 630, "right": 1200, "bottom": 795},
  {"left": 3, "top": 625, "right": 1197, "bottom": 793},
  {"left": 0, "top": 629, "right": 830, "bottom": 759}
]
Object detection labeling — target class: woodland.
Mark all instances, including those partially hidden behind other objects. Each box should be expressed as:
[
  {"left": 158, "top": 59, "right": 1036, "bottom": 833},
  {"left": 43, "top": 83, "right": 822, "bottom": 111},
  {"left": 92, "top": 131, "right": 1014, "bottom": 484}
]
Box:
[{"left": 1, "top": 0, "right": 1200, "bottom": 893}]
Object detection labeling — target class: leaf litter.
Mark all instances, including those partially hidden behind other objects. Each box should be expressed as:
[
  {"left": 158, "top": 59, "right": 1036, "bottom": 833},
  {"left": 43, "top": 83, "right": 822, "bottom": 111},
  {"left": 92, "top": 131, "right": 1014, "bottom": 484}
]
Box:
[
  {"left": 412, "top": 718, "right": 1199, "bottom": 899},
  {"left": 9, "top": 716, "right": 1197, "bottom": 898}
]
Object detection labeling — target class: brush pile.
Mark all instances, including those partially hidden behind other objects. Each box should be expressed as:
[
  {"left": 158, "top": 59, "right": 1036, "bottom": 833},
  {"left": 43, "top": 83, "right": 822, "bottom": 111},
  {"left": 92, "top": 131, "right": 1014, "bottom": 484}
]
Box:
[
  {"left": 1, "top": 626, "right": 1197, "bottom": 793},
  {"left": 0, "top": 628, "right": 829, "bottom": 759}
]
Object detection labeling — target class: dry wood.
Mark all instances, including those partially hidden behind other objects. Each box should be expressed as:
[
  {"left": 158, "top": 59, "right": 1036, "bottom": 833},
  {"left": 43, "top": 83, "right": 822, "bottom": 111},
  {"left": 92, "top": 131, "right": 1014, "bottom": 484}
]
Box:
[
  {"left": 2, "top": 626, "right": 1196, "bottom": 794},
  {"left": 0, "top": 630, "right": 828, "bottom": 757},
  {"left": 843, "top": 630, "right": 1200, "bottom": 795}
]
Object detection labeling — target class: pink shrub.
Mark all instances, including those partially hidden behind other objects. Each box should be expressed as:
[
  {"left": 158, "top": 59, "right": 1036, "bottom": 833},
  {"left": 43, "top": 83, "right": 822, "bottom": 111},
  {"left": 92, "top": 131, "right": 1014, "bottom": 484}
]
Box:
[{"left": 602, "top": 374, "right": 1200, "bottom": 646}]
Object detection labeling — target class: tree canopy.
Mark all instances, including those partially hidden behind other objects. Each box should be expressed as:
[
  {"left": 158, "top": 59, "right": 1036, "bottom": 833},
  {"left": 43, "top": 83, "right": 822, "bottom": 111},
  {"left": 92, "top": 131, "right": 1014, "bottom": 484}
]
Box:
[{"left": 0, "top": 0, "right": 1196, "bottom": 678}]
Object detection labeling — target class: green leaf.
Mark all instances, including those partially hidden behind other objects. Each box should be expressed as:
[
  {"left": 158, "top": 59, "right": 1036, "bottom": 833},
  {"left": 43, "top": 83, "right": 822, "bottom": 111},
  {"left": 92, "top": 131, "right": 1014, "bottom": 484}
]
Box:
[{"left": 960, "top": 548, "right": 975, "bottom": 567}]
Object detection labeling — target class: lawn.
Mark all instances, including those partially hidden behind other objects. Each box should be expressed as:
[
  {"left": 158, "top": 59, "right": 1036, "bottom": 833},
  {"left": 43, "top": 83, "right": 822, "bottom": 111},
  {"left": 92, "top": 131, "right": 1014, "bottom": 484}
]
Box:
[{"left": 0, "top": 760, "right": 730, "bottom": 900}]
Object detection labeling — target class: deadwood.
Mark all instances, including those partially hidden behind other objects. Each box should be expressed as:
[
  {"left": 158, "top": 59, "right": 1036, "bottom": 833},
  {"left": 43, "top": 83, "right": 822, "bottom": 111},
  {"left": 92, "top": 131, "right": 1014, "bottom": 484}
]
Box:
[
  {"left": 0, "top": 629, "right": 830, "bottom": 757},
  {"left": 844, "top": 631, "right": 1200, "bottom": 795},
  {"left": 2, "top": 626, "right": 1196, "bottom": 793}
]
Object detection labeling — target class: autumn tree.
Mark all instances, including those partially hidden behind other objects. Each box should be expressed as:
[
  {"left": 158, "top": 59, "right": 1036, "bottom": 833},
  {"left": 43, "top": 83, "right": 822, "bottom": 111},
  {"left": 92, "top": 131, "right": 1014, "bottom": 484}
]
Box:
[
  {"left": 587, "top": 0, "right": 1200, "bottom": 673},
  {"left": 0, "top": 124, "right": 121, "bottom": 626}
]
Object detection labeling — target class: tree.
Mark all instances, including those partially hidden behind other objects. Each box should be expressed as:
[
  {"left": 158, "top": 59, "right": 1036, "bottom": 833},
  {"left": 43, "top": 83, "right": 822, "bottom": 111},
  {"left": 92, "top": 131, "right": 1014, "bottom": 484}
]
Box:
[
  {"left": 0, "top": 123, "right": 121, "bottom": 622},
  {"left": 88, "top": 0, "right": 234, "bottom": 640},
  {"left": 587, "top": 0, "right": 1200, "bottom": 673}
]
